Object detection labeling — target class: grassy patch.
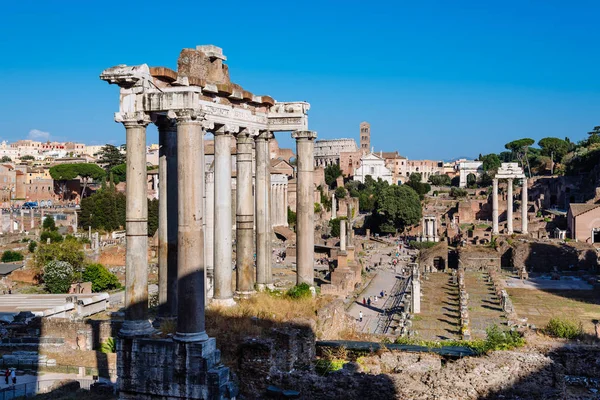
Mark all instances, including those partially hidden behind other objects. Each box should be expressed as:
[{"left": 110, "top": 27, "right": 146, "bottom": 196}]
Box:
[{"left": 286, "top": 283, "right": 313, "bottom": 299}]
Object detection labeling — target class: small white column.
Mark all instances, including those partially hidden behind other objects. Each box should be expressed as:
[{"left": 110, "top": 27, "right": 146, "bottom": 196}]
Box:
[
  {"left": 521, "top": 178, "right": 528, "bottom": 234},
  {"left": 331, "top": 195, "right": 337, "bottom": 220},
  {"left": 340, "top": 219, "right": 347, "bottom": 252},
  {"left": 492, "top": 179, "right": 499, "bottom": 235},
  {"left": 507, "top": 178, "right": 513, "bottom": 234}
]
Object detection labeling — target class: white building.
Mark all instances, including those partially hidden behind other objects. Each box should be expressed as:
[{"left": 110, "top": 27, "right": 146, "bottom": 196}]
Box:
[
  {"left": 353, "top": 153, "right": 393, "bottom": 184},
  {"left": 458, "top": 161, "right": 484, "bottom": 188}
]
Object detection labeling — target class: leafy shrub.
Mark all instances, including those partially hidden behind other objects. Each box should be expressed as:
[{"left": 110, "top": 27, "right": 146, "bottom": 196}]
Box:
[
  {"left": 328, "top": 217, "right": 348, "bottom": 237},
  {"left": 409, "top": 241, "right": 437, "bottom": 250},
  {"left": 82, "top": 263, "right": 121, "bottom": 292},
  {"left": 43, "top": 260, "right": 75, "bottom": 294},
  {"left": 28, "top": 241, "right": 37, "bottom": 253},
  {"left": 314, "top": 202, "right": 322, "bottom": 214},
  {"left": 286, "top": 283, "right": 312, "bottom": 299},
  {"left": 1, "top": 250, "right": 24, "bottom": 263},
  {"left": 40, "top": 230, "right": 63, "bottom": 243},
  {"left": 450, "top": 187, "right": 468, "bottom": 198},
  {"left": 100, "top": 337, "right": 116, "bottom": 353},
  {"left": 483, "top": 325, "right": 525, "bottom": 352},
  {"left": 545, "top": 318, "right": 583, "bottom": 339}
]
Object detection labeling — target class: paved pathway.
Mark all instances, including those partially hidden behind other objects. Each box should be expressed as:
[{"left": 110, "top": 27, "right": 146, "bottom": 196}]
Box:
[
  {"left": 348, "top": 269, "right": 401, "bottom": 333},
  {"left": 0, "top": 371, "right": 113, "bottom": 395}
]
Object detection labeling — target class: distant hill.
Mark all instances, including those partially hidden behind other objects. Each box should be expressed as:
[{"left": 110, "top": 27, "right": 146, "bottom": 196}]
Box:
[{"left": 443, "top": 156, "right": 476, "bottom": 163}]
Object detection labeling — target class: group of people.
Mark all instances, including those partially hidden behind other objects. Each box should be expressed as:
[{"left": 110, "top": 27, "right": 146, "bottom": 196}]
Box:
[
  {"left": 4, "top": 368, "right": 16, "bottom": 385},
  {"left": 1, "top": 289, "right": 12, "bottom": 295},
  {"left": 362, "top": 290, "right": 388, "bottom": 308}
]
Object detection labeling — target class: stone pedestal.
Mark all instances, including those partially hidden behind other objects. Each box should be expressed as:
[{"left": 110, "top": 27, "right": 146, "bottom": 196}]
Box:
[
  {"left": 117, "top": 337, "right": 236, "bottom": 400},
  {"left": 347, "top": 246, "right": 355, "bottom": 262},
  {"left": 337, "top": 251, "right": 348, "bottom": 268}
]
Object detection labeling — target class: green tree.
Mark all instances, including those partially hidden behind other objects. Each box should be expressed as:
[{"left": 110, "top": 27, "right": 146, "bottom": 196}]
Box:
[
  {"left": 49, "top": 163, "right": 106, "bottom": 200},
  {"left": 375, "top": 185, "right": 422, "bottom": 232},
  {"left": 406, "top": 173, "right": 431, "bottom": 199},
  {"left": 43, "top": 260, "right": 75, "bottom": 294},
  {"left": 0, "top": 156, "right": 12, "bottom": 163},
  {"left": 478, "top": 172, "right": 493, "bottom": 187},
  {"left": 97, "top": 144, "right": 126, "bottom": 173},
  {"left": 82, "top": 263, "right": 121, "bottom": 292},
  {"left": 328, "top": 217, "right": 347, "bottom": 237},
  {"left": 538, "top": 137, "right": 569, "bottom": 175},
  {"left": 20, "top": 155, "right": 35, "bottom": 161},
  {"left": 335, "top": 186, "right": 347, "bottom": 199},
  {"left": 324, "top": 164, "right": 342, "bottom": 188},
  {"left": 35, "top": 240, "right": 86, "bottom": 272},
  {"left": 287, "top": 207, "right": 297, "bottom": 227},
  {"left": 110, "top": 163, "right": 127, "bottom": 184},
  {"left": 466, "top": 173, "right": 477, "bottom": 188},
  {"left": 587, "top": 126, "right": 600, "bottom": 146},
  {"left": 42, "top": 216, "right": 57, "bottom": 231},
  {"left": 79, "top": 185, "right": 126, "bottom": 232},
  {"left": 428, "top": 174, "right": 451, "bottom": 186},
  {"left": 314, "top": 202, "right": 322, "bottom": 214},
  {"left": 480, "top": 153, "right": 501, "bottom": 171},
  {"left": 505, "top": 138, "right": 535, "bottom": 177},
  {"left": 1, "top": 250, "right": 24, "bottom": 262},
  {"left": 28, "top": 241, "right": 37, "bottom": 253}
]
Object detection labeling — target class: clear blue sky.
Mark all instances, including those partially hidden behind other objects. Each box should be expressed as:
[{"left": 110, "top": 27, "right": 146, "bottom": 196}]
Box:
[{"left": 1, "top": 0, "right": 599, "bottom": 160}]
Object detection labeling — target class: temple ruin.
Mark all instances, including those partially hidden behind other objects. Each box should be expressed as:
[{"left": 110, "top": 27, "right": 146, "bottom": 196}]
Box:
[{"left": 100, "top": 45, "right": 316, "bottom": 399}]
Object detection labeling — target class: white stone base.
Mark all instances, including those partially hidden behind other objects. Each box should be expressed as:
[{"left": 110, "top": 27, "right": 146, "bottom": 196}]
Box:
[
  {"left": 234, "top": 290, "right": 256, "bottom": 300},
  {"left": 210, "top": 298, "right": 237, "bottom": 308}
]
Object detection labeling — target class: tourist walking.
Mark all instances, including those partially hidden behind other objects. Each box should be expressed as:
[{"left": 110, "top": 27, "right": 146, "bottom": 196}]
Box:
[
  {"left": 367, "top": 298, "right": 371, "bottom": 307},
  {"left": 362, "top": 297, "right": 366, "bottom": 305},
  {"left": 10, "top": 369, "right": 16, "bottom": 385},
  {"left": 359, "top": 311, "right": 363, "bottom": 322},
  {"left": 4, "top": 368, "right": 9, "bottom": 385}
]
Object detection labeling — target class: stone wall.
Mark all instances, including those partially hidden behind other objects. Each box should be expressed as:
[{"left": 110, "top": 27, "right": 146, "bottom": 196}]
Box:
[
  {"left": 510, "top": 240, "right": 598, "bottom": 272},
  {"left": 418, "top": 241, "right": 448, "bottom": 272},
  {"left": 457, "top": 246, "right": 501, "bottom": 271},
  {"left": 237, "top": 320, "right": 315, "bottom": 397},
  {"left": 35, "top": 318, "right": 122, "bottom": 351}
]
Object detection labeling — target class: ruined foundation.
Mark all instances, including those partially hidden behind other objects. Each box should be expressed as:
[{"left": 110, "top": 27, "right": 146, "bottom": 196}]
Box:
[{"left": 117, "top": 337, "right": 236, "bottom": 400}]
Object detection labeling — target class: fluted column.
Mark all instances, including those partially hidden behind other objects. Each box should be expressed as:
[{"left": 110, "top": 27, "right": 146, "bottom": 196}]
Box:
[
  {"left": 283, "top": 183, "right": 288, "bottom": 227},
  {"left": 279, "top": 185, "right": 284, "bottom": 225},
  {"left": 507, "top": 178, "right": 514, "bottom": 234},
  {"left": 235, "top": 129, "right": 255, "bottom": 295},
  {"left": 492, "top": 179, "right": 499, "bottom": 235},
  {"left": 120, "top": 113, "right": 154, "bottom": 337},
  {"left": 205, "top": 170, "right": 214, "bottom": 297},
  {"left": 212, "top": 126, "right": 236, "bottom": 306},
  {"left": 174, "top": 110, "right": 207, "bottom": 342},
  {"left": 521, "top": 178, "right": 528, "bottom": 234},
  {"left": 156, "top": 116, "right": 178, "bottom": 321},
  {"left": 293, "top": 130, "right": 317, "bottom": 286},
  {"left": 255, "top": 131, "right": 272, "bottom": 290},
  {"left": 270, "top": 183, "right": 276, "bottom": 227}
]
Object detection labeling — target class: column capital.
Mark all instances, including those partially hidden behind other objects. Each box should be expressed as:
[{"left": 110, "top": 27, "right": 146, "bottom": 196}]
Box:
[
  {"left": 168, "top": 109, "right": 204, "bottom": 124},
  {"left": 256, "top": 130, "right": 274, "bottom": 141},
  {"left": 233, "top": 127, "right": 254, "bottom": 139},
  {"left": 213, "top": 124, "right": 236, "bottom": 136},
  {"left": 292, "top": 130, "right": 317, "bottom": 141},
  {"left": 115, "top": 112, "right": 152, "bottom": 127}
]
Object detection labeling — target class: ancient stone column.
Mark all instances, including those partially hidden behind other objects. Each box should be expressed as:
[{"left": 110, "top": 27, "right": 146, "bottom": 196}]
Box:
[
  {"left": 507, "top": 178, "right": 514, "bottom": 234},
  {"left": 283, "top": 183, "right": 288, "bottom": 227},
  {"left": 20, "top": 209, "right": 24, "bottom": 233},
  {"left": 30, "top": 210, "right": 34, "bottom": 230},
  {"left": 120, "top": 113, "right": 154, "bottom": 337},
  {"left": 174, "top": 110, "right": 207, "bottom": 342},
  {"left": 205, "top": 170, "right": 214, "bottom": 298},
  {"left": 270, "top": 183, "right": 276, "bottom": 227},
  {"left": 235, "top": 129, "right": 255, "bottom": 296},
  {"left": 156, "top": 116, "right": 178, "bottom": 321},
  {"left": 255, "top": 131, "right": 272, "bottom": 290},
  {"left": 340, "top": 219, "right": 347, "bottom": 252},
  {"left": 492, "top": 179, "right": 499, "bottom": 235},
  {"left": 213, "top": 127, "right": 235, "bottom": 306},
  {"left": 521, "top": 178, "right": 528, "bottom": 234},
  {"left": 331, "top": 195, "right": 337, "bottom": 220},
  {"left": 293, "top": 130, "right": 317, "bottom": 286}
]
